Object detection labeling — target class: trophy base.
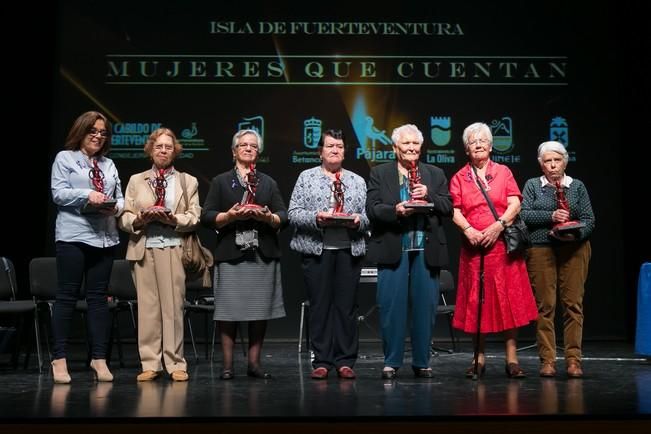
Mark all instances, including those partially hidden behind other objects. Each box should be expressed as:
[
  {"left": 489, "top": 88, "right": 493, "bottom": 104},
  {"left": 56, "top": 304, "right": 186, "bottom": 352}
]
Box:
[
  {"left": 404, "top": 201, "right": 434, "bottom": 212},
  {"left": 554, "top": 221, "right": 586, "bottom": 232},
  {"left": 327, "top": 213, "right": 356, "bottom": 222},
  {"left": 81, "top": 199, "right": 117, "bottom": 214},
  {"left": 240, "top": 203, "right": 264, "bottom": 210},
  {"left": 144, "top": 206, "right": 171, "bottom": 214}
]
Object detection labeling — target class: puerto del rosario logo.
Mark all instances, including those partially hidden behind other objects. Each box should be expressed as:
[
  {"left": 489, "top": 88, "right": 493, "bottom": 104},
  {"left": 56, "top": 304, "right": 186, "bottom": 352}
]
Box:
[
  {"left": 292, "top": 117, "right": 322, "bottom": 164},
  {"left": 351, "top": 96, "right": 394, "bottom": 162},
  {"left": 426, "top": 116, "right": 455, "bottom": 164},
  {"left": 237, "top": 115, "right": 268, "bottom": 163},
  {"left": 489, "top": 116, "right": 520, "bottom": 163}
]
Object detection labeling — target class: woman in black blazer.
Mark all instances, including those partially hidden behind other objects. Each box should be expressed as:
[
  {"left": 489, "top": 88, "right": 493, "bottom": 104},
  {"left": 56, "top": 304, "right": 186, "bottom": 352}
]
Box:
[
  {"left": 366, "top": 124, "right": 452, "bottom": 380},
  {"left": 201, "top": 129, "right": 287, "bottom": 380}
]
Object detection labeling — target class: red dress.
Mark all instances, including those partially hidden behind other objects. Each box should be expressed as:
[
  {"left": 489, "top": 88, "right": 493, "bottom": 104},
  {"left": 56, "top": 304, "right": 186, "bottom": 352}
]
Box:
[{"left": 450, "top": 162, "right": 537, "bottom": 333}]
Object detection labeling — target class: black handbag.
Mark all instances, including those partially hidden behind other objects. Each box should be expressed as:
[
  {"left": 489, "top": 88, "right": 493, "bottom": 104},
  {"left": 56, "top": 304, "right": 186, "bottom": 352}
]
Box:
[{"left": 472, "top": 166, "right": 531, "bottom": 254}]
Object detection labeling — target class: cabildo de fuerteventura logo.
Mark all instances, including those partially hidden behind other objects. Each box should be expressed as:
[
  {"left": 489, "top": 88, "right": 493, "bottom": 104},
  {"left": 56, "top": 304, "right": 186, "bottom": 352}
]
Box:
[{"left": 110, "top": 122, "right": 161, "bottom": 159}]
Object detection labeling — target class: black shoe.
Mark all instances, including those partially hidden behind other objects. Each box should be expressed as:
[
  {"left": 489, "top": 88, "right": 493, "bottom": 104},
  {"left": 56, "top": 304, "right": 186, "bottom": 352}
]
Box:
[
  {"left": 220, "top": 369, "right": 234, "bottom": 380},
  {"left": 381, "top": 368, "right": 397, "bottom": 380},
  {"left": 412, "top": 367, "right": 434, "bottom": 378},
  {"left": 247, "top": 366, "right": 272, "bottom": 379},
  {"left": 505, "top": 363, "right": 526, "bottom": 379},
  {"left": 465, "top": 362, "right": 486, "bottom": 378}
]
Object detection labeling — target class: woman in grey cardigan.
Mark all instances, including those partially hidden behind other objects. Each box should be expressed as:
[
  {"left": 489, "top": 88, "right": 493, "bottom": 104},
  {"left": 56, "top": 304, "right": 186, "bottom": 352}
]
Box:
[
  {"left": 288, "top": 129, "right": 369, "bottom": 380},
  {"left": 521, "top": 141, "right": 595, "bottom": 379}
]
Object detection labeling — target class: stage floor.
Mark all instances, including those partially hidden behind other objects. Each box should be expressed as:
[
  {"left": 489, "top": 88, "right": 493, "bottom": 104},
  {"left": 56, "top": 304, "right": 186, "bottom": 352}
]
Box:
[{"left": 1, "top": 340, "right": 650, "bottom": 432}]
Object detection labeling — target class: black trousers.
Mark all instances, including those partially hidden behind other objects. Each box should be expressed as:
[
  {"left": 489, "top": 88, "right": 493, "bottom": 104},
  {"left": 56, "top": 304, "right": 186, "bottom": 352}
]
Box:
[
  {"left": 52, "top": 241, "right": 114, "bottom": 359},
  {"left": 302, "top": 249, "right": 362, "bottom": 370}
]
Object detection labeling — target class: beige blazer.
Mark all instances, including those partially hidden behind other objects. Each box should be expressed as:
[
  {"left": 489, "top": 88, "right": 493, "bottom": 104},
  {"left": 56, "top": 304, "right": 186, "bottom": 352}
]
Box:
[{"left": 119, "top": 170, "right": 200, "bottom": 261}]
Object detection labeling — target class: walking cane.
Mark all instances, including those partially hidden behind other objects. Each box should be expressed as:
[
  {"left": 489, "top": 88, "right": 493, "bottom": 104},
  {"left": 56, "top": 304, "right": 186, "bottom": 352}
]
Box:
[{"left": 472, "top": 247, "right": 485, "bottom": 380}]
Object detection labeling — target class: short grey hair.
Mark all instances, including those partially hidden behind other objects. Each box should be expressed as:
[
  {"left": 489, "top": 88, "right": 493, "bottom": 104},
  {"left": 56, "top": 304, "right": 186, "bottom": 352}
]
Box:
[
  {"left": 462, "top": 122, "right": 492, "bottom": 151},
  {"left": 231, "top": 129, "right": 262, "bottom": 151},
  {"left": 537, "top": 141, "right": 569, "bottom": 165},
  {"left": 391, "top": 124, "right": 423, "bottom": 145}
]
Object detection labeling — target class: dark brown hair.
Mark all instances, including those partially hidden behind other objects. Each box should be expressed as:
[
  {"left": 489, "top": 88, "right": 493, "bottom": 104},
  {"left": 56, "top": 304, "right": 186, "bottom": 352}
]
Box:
[
  {"left": 64, "top": 111, "right": 112, "bottom": 156},
  {"left": 318, "top": 129, "right": 345, "bottom": 148}
]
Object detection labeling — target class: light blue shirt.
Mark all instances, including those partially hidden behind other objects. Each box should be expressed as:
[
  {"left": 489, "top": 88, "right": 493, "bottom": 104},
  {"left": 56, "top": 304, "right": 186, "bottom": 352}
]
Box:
[
  {"left": 399, "top": 173, "right": 425, "bottom": 252},
  {"left": 51, "top": 150, "right": 124, "bottom": 248}
]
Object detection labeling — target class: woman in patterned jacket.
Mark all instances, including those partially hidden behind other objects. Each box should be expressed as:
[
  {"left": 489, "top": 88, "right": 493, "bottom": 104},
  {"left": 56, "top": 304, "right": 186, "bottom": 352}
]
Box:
[{"left": 288, "top": 128, "right": 369, "bottom": 380}]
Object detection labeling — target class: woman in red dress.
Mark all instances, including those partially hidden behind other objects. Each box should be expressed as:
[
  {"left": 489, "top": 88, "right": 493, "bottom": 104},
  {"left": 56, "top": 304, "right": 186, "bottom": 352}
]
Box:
[{"left": 450, "top": 122, "right": 537, "bottom": 378}]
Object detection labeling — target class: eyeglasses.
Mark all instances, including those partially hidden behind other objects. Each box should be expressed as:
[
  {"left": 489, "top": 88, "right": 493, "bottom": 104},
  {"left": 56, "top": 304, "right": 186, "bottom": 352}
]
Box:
[
  {"left": 237, "top": 142, "right": 259, "bottom": 150},
  {"left": 468, "top": 138, "right": 490, "bottom": 146},
  {"left": 153, "top": 144, "right": 175, "bottom": 151},
  {"left": 88, "top": 128, "right": 109, "bottom": 138}
]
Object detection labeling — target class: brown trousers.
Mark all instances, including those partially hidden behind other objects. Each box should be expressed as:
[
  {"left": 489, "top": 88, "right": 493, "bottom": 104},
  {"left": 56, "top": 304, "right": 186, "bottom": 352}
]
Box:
[
  {"left": 526, "top": 241, "right": 591, "bottom": 364},
  {"left": 133, "top": 246, "right": 187, "bottom": 373}
]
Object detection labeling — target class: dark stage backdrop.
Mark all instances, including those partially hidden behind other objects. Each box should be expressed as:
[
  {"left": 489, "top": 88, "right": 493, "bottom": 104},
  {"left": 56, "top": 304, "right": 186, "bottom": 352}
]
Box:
[{"left": 9, "top": 1, "right": 647, "bottom": 341}]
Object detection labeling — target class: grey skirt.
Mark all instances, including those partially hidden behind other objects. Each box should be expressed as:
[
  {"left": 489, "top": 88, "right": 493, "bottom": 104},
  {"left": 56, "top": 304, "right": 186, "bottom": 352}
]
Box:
[{"left": 213, "top": 251, "right": 286, "bottom": 321}]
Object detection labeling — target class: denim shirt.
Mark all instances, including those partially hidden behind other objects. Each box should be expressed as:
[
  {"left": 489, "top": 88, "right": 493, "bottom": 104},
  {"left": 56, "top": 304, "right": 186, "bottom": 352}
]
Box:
[
  {"left": 51, "top": 150, "right": 124, "bottom": 248},
  {"left": 398, "top": 173, "right": 426, "bottom": 251}
]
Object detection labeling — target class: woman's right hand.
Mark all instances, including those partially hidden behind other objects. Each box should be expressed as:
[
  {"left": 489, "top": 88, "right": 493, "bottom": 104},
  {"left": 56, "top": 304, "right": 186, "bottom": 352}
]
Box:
[
  {"left": 316, "top": 211, "right": 333, "bottom": 227},
  {"left": 226, "top": 203, "right": 251, "bottom": 221},
  {"left": 552, "top": 209, "right": 570, "bottom": 223},
  {"left": 395, "top": 201, "right": 416, "bottom": 218},
  {"left": 464, "top": 226, "right": 484, "bottom": 247},
  {"left": 87, "top": 190, "right": 107, "bottom": 205}
]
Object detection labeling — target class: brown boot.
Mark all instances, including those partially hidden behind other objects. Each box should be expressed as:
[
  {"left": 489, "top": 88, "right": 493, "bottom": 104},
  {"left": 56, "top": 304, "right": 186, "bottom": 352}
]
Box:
[
  {"left": 567, "top": 360, "right": 583, "bottom": 378},
  {"left": 539, "top": 361, "right": 556, "bottom": 377}
]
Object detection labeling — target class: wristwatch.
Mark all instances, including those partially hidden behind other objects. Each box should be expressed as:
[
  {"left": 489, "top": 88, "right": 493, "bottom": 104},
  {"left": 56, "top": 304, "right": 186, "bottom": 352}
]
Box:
[{"left": 498, "top": 219, "right": 507, "bottom": 227}]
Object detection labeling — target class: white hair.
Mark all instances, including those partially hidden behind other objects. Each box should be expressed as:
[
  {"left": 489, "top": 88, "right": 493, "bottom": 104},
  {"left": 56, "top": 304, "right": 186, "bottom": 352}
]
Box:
[
  {"left": 391, "top": 124, "right": 423, "bottom": 145},
  {"left": 231, "top": 129, "right": 262, "bottom": 151},
  {"left": 462, "top": 122, "right": 492, "bottom": 151},
  {"left": 537, "top": 141, "right": 569, "bottom": 165}
]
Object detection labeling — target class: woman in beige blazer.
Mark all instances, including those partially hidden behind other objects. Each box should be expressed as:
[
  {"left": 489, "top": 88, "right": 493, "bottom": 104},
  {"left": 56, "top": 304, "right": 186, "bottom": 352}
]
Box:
[{"left": 119, "top": 128, "right": 200, "bottom": 382}]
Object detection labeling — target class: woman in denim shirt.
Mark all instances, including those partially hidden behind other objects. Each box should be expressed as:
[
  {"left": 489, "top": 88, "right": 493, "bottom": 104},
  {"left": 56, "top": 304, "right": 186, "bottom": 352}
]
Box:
[{"left": 50, "top": 111, "right": 124, "bottom": 383}]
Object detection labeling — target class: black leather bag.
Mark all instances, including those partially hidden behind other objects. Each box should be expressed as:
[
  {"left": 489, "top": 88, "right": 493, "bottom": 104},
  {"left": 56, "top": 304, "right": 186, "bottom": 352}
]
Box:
[
  {"left": 502, "top": 215, "right": 531, "bottom": 254},
  {"left": 472, "top": 166, "right": 530, "bottom": 255}
]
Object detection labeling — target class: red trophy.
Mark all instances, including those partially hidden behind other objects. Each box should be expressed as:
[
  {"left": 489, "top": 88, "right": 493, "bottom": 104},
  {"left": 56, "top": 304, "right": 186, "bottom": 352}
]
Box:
[
  {"left": 403, "top": 161, "right": 434, "bottom": 212},
  {"left": 327, "top": 171, "right": 355, "bottom": 224},
  {"left": 551, "top": 180, "right": 584, "bottom": 236},
  {"left": 145, "top": 168, "right": 171, "bottom": 213},
  {"left": 81, "top": 159, "right": 116, "bottom": 214},
  {"left": 241, "top": 163, "right": 263, "bottom": 210}
]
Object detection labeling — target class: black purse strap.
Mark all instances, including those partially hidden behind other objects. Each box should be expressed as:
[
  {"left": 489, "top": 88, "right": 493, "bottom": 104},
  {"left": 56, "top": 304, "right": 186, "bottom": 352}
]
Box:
[{"left": 471, "top": 165, "right": 500, "bottom": 222}]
